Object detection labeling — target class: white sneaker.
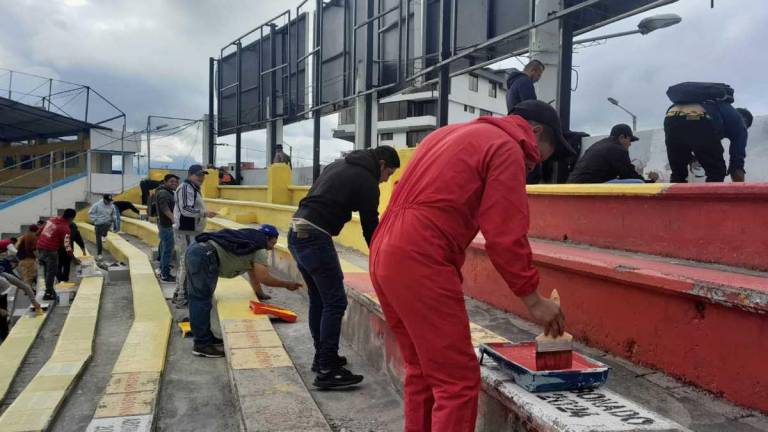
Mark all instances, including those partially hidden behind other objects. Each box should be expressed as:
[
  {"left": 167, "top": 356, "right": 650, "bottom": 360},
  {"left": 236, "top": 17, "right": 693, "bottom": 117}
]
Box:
[{"left": 96, "top": 254, "right": 103, "bottom": 261}]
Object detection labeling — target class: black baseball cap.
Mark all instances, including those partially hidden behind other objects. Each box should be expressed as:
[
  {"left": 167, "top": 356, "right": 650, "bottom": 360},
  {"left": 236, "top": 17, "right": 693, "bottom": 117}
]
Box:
[
  {"left": 188, "top": 164, "right": 208, "bottom": 176},
  {"left": 103, "top": 194, "right": 113, "bottom": 202},
  {"left": 610, "top": 124, "right": 639, "bottom": 142},
  {"left": 509, "top": 100, "right": 575, "bottom": 157}
]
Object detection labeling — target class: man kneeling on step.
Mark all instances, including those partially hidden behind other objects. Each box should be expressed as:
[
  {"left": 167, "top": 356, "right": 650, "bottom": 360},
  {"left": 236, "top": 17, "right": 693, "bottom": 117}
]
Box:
[{"left": 186, "top": 225, "right": 302, "bottom": 358}]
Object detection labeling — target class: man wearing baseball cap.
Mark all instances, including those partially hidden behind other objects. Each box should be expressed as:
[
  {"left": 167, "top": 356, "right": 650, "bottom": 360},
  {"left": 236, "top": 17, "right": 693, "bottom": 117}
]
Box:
[
  {"left": 173, "top": 164, "right": 217, "bottom": 308},
  {"left": 369, "top": 99, "right": 568, "bottom": 431},
  {"left": 567, "top": 123, "right": 648, "bottom": 184}
]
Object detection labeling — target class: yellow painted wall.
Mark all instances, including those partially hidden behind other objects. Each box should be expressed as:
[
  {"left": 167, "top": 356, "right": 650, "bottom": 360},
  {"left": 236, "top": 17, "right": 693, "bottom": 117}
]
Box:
[
  {"left": 378, "top": 147, "right": 416, "bottom": 214},
  {"left": 219, "top": 186, "right": 268, "bottom": 203},
  {"left": 288, "top": 186, "right": 310, "bottom": 206},
  {"left": 267, "top": 163, "right": 292, "bottom": 205}
]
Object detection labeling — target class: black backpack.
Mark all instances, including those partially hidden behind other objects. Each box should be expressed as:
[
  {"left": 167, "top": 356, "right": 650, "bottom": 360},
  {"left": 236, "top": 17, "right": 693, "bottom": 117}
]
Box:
[{"left": 666, "top": 82, "right": 734, "bottom": 105}]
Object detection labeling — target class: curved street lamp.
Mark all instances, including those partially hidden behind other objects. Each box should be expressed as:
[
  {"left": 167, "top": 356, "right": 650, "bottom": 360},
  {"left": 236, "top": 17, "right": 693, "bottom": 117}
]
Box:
[
  {"left": 607, "top": 97, "right": 637, "bottom": 131},
  {"left": 575, "top": 13, "right": 682, "bottom": 45}
]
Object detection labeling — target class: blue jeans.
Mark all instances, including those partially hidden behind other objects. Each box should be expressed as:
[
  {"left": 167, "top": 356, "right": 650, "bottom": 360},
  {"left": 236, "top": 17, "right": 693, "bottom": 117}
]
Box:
[
  {"left": 186, "top": 242, "right": 219, "bottom": 345},
  {"left": 606, "top": 178, "right": 645, "bottom": 184},
  {"left": 288, "top": 228, "right": 347, "bottom": 370},
  {"left": 113, "top": 211, "right": 122, "bottom": 231},
  {"left": 158, "top": 225, "right": 175, "bottom": 278}
]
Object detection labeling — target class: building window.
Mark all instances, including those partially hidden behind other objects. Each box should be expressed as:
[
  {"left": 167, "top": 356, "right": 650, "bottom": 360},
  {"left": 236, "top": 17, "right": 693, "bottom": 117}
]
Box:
[
  {"left": 3, "top": 156, "right": 16, "bottom": 168},
  {"left": 464, "top": 105, "right": 475, "bottom": 114},
  {"left": 378, "top": 101, "right": 408, "bottom": 121},
  {"left": 380, "top": 132, "right": 394, "bottom": 141},
  {"left": 339, "top": 107, "right": 355, "bottom": 125},
  {"left": 468, "top": 75, "right": 478, "bottom": 92},
  {"left": 480, "top": 109, "right": 493, "bottom": 117},
  {"left": 20, "top": 155, "right": 34, "bottom": 170},
  {"left": 406, "top": 130, "right": 433, "bottom": 148},
  {"left": 489, "top": 83, "right": 497, "bottom": 98},
  {"left": 409, "top": 100, "right": 437, "bottom": 117}
]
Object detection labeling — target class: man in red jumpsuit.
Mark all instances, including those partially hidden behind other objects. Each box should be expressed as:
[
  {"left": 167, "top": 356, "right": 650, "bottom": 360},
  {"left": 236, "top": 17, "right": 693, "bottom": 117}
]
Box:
[{"left": 370, "top": 100, "right": 571, "bottom": 431}]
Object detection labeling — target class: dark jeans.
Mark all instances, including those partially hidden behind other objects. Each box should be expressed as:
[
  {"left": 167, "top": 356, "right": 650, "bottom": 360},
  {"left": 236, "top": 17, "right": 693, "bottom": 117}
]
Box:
[
  {"left": 158, "top": 225, "right": 175, "bottom": 278},
  {"left": 57, "top": 247, "right": 72, "bottom": 282},
  {"left": 186, "top": 242, "right": 220, "bottom": 345},
  {"left": 664, "top": 115, "right": 726, "bottom": 183},
  {"left": 95, "top": 223, "right": 111, "bottom": 255},
  {"left": 38, "top": 249, "right": 58, "bottom": 294},
  {"left": 288, "top": 228, "right": 347, "bottom": 371}
]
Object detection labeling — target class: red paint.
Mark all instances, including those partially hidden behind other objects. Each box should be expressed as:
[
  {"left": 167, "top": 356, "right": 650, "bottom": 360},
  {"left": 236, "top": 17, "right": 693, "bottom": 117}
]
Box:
[
  {"left": 528, "top": 183, "right": 768, "bottom": 271},
  {"left": 461, "top": 240, "right": 768, "bottom": 413},
  {"left": 492, "top": 342, "right": 598, "bottom": 372}
]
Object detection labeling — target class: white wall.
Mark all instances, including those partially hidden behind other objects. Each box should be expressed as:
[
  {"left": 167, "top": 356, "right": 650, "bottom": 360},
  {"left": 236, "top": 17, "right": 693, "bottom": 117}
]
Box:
[
  {"left": 0, "top": 176, "right": 87, "bottom": 235},
  {"left": 581, "top": 115, "right": 768, "bottom": 183},
  {"left": 89, "top": 173, "right": 142, "bottom": 194},
  {"left": 449, "top": 74, "right": 507, "bottom": 115}
]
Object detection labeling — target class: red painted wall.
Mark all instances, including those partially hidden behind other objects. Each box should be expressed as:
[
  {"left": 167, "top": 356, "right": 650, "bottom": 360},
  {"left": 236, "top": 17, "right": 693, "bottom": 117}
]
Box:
[
  {"left": 528, "top": 184, "right": 768, "bottom": 271},
  {"left": 461, "top": 243, "right": 768, "bottom": 413}
]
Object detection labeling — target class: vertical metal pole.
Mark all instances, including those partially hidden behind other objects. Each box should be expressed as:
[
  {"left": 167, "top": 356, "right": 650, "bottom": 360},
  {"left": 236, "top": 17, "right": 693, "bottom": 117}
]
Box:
[
  {"left": 49, "top": 151, "right": 54, "bottom": 216},
  {"left": 363, "top": 0, "right": 374, "bottom": 148},
  {"left": 269, "top": 24, "right": 278, "bottom": 164},
  {"left": 437, "top": 0, "right": 451, "bottom": 127},
  {"left": 7, "top": 70, "right": 12, "bottom": 99},
  {"left": 47, "top": 78, "right": 53, "bottom": 110},
  {"left": 208, "top": 57, "right": 216, "bottom": 166},
  {"left": 146, "top": 116, "right": 151, "bottom": 174},
  {"left": 557, "top": 16, "right": 573, "bottom": 132},
  {"left": 121, "top": 118, "right": 126, "bottom": 193},
  {"left": 312, "top": 0, "right": 323, "bottom": 182},
  {"left": 235, "top": 42, "right": 243, "bottom": 182},
  {"left": 85, "top": 87, "right": 90, "bottom": 122}
]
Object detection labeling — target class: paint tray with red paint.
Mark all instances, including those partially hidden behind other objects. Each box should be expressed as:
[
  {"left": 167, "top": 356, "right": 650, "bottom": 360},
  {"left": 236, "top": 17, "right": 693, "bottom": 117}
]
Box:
[
  {"left": 479, "top": 342, "right": 609, "bottom": 393},
  {"left": 249, "top": 300, "right": 299, "bottom": 323}
]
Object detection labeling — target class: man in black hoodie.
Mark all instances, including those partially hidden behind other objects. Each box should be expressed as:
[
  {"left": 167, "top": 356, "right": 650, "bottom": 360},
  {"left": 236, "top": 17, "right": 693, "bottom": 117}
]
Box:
[
  {"left": 289, "top": 145, "right": 400, "bottom": 389},
  {"left": 505, "top": 60, "right": 545, "bottom": 113}
]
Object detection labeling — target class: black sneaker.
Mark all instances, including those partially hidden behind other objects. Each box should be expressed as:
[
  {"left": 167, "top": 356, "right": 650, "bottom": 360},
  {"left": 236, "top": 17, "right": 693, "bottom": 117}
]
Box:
[
  {"left": 211, "top": 336, "right": 224, "bottom": 346},
  {"left": 42, "top": 291, "right": 56, "bottom": 301},
  {"left": 311, "top": 355, "right": 348, "bottom": 372},
  {"left": 193, "top": 344, "right": 225, "bottom": 358},
  {"left": 160, "top": 275, "right": 176, "bottom": 283},
  {"left": 313, "top": 367, "right": 364, "bottom": 389}
]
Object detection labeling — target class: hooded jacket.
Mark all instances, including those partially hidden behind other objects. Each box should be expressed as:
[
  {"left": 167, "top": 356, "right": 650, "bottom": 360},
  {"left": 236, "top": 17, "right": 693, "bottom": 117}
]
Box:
[
  {"left": 174, "top": 179, "right": 207, "bottom": 233},
  {"left": 371, "top": 114, "right": 542, "bottom": 297},
  {"left": 505, "top": 70, "right": 537, "bottom": 113},
  {"left": 196, "top": 229, "right": 267, "bottom": 256},
  {"left": 294, "top": 149, "right": 381, "bottom": 245},
  {"left": 567, "top": 137, "right": 643, "bottom": 183}
]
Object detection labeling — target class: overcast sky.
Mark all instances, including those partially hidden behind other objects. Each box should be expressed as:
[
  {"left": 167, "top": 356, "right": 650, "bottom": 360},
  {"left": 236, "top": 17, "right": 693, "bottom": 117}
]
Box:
[{"left": 1, "top": 0, "right": 765, "bottom": 170}]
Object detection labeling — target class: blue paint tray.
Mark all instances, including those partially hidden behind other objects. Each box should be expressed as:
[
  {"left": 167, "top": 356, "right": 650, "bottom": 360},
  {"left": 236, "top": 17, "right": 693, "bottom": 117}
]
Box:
[{"left": 480, "top": 341, "right": 610, "bottom": 393}]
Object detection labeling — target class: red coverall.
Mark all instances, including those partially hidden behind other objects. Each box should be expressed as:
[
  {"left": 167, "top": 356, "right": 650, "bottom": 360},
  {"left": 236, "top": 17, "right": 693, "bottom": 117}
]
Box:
[{"left": 370, "top": 115, "right": 541, "bottom": 431}]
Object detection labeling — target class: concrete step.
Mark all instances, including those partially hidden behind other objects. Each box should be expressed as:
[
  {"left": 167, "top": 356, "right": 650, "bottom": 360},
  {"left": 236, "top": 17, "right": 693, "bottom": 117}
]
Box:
[
  {"left": 462, "top": 236, "right": 768, "bottom": 413},
  {"left": 527, "top": 183, "right": 768, "bottom": 271}
]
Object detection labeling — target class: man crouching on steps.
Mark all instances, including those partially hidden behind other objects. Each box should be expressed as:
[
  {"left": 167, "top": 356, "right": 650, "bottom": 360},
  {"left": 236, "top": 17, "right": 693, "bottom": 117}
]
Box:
[{"left": 186, "top": 225, "right": 302, "bottom": 358}]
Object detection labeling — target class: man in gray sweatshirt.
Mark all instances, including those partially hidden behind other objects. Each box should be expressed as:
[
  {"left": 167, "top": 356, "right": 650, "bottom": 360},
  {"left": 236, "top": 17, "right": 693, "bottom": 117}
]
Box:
[{"left": 172, "top": 165, "right": 217, "bottom": 307}]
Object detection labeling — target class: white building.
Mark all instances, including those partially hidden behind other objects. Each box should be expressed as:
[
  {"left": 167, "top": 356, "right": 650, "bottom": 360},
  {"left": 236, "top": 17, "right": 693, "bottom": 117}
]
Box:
[{"left": 333, "top": 68, "right": 508, "bottom": 148}]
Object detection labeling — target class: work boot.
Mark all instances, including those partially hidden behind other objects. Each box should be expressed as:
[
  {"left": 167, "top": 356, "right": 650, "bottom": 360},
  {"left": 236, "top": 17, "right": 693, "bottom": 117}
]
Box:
[
  {"left": 42, "top": 291, "right": 56, "bottom": 301},
  {"left": 192, "top": 344, "right": 225, "bottom": 358},
  {"left": 313, "top": 367, "right": 364, "bottom": 389},
  {"left": 311, "top": 355, "right": 348, "bottom": 372}
]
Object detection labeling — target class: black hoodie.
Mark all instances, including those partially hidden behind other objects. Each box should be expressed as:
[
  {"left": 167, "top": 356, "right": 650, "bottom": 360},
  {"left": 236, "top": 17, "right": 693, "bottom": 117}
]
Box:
[
  {"left": 505, "top": 69, "right": 537, "bottom": 113},
  {"left": 294, "top": 149, "right": 381, "bottom": 245}
]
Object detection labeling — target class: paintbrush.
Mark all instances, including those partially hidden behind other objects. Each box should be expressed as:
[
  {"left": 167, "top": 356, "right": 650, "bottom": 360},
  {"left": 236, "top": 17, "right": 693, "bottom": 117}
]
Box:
[{"left": 535, "top": 289, "right": 573, "bottom": 371}]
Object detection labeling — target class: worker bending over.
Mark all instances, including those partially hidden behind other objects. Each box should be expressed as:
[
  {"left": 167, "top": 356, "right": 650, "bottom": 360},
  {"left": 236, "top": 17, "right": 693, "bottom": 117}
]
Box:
[
  {"left": 186, "top": 226, "right": 301, "bottom": 358},
  {"left": 370, "top": 100, "right": 567, "bottom": 431}
]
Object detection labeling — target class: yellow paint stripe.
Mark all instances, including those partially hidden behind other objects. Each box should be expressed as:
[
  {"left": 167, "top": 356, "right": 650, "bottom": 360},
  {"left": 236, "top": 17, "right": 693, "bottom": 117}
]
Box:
[
  {"left": 0, "top": 277, "right": 103, "bottom": 432},
  {"left": 76, "top": 222, "right": 171, "bottom": 430},
  {"left": 0, "top": 313, "right": 49, "bottom": 403},
  {"left": 526, "top": 183, "right": 667, "bottom": 196}
]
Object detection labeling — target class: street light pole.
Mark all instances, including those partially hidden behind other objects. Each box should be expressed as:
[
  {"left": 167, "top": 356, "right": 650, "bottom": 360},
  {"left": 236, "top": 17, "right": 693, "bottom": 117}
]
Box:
[
  {"left": 607, "top": 97, "right": 637, "bottom": 131},
  {"left": 574, "top": 13, "right": 682, "bottom": 46}
]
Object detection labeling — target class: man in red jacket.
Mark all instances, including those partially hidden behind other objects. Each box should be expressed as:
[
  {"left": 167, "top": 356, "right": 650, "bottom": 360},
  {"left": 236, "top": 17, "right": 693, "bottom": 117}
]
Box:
[
  {"left": 37, "top": 209, "right": 76, "bottom": 300},
  {"left": 370, "top": 100, "right": 571, "bottom": 431}
]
